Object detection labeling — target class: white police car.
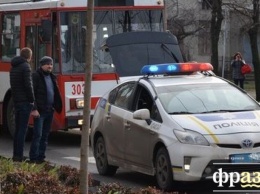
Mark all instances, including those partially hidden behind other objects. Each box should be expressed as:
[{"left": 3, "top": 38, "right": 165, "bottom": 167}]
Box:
[{"left": 90, "top": 62, "right": 260, "bottom": 191}]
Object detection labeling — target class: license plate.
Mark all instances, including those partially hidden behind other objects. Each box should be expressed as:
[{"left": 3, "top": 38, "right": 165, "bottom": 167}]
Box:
[{"left": 230, "top": 153, "right": 260, "bottom": 163}]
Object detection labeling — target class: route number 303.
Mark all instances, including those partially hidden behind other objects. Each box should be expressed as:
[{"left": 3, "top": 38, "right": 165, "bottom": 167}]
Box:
[{"left": 71, "top": 83, "right": 85, "bottom": 95}]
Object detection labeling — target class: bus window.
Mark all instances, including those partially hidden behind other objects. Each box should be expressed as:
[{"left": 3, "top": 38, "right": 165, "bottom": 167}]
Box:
[
  {"left": 60, "top": 11, "right": 114, "bottom": 74},
  {"left": 1, "top": 13, "right": 20, "bottom": 61},
  {"left": 60, "top": 12, "right": 87, "bottom": 73},
  {"left": 93, "top": 11, "right": 113, "bottom": 71},
  {"left": 59, "top": 9, "right": 163, "bottom": 74},
  {"left": 53, "top": 25, "right": 60, "bottom": 74},
  {"left": 26, "top": 25, "right": 50, "bottom": 72},
  {"left": 114, "top": 10, "right": 163, "bottom": 33},
  {"left": 40, "top": 19, "right": 52, "bottom": 43}
]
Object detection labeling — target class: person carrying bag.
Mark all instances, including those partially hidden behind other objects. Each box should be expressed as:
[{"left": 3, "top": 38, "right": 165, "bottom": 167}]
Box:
[{"left": 231, "top": 52, "right": 247, "bottom": 89}]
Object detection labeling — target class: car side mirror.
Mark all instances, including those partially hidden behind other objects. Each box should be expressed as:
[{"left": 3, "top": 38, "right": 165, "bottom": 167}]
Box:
[{"left": 133, "top": 109, "right": 151, "bottom": 125}]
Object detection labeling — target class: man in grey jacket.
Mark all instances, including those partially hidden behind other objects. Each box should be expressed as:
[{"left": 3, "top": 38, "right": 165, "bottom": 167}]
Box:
[{"left": 10, "top": 47, "right": 35, "bottom": 162}]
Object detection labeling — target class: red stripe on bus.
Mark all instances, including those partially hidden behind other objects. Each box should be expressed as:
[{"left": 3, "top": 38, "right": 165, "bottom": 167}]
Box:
[
  {"left": 92, "top": 73, "right": 119, "bottom": 81},
  {"left": 0, "top": 63, "right": 11, "bottom": 72},
  {"left": 91, "top": 97, "right": 100, "bottom": 109},
  {"left": 56, "top": 73, "right": 118, "bottom": 82}
]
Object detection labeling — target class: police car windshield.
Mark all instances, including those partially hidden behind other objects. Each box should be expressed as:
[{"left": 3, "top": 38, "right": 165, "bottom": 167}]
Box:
[{"left": 156, "top": 83, "right": 260, "bottom": 114}]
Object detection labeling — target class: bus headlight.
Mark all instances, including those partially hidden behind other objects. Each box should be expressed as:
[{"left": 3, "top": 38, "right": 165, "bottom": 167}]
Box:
[
  {"left": 76, "top": 99, "right": 84, "bottom": 108},
  {"left": 70, "top": 98, "right": 84, "bottom": 109}
]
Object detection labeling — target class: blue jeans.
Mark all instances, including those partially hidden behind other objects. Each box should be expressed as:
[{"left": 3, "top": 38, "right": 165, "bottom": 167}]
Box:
[
  {"left": 29, "top": 111, "right": 53, "bottom": 161},
  {"left": 13, "top": 102, "right": 33, "bottom": 160}
]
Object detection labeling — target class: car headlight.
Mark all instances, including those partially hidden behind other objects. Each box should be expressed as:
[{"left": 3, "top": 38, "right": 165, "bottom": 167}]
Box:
[{"left": 174, "top": 129, "right": 209, "bottom": 146}]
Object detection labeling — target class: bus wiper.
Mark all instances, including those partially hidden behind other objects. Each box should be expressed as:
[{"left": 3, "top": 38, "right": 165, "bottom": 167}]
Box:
[{"left": 161, "top": 43, "right": 179, "bottom": 63}]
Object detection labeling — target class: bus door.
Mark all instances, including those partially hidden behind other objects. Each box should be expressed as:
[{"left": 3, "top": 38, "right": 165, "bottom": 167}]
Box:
[{"left": 22, "top": 10, "right": 52, "bottom": 71}]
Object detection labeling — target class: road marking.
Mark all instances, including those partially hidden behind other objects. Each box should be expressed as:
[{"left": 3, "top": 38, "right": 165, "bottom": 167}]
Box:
[
  {"left": 88, "top": 157, "right": 96, "bottom": 164},
  {"left": 63, "top": 156, "right": 96, "bottom": 164}
]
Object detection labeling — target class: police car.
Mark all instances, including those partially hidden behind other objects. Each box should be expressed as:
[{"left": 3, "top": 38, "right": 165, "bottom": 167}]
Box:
[{"left": 90, "top": 62, "right": 260, "bottom": 191}]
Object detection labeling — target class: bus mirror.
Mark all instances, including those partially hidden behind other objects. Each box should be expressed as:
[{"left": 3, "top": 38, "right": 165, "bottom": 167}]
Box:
[{"left": 40, "top": 19, "right": 52, "bottom": 43}]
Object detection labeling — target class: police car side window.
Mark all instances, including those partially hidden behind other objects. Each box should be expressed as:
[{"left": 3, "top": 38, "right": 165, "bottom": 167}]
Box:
[
  {"left": 136, "top": 85, "right": 162, "bottom": 123},
  {"left": 114, "top": 83, "right": 135, "bottom": 109},
  {"left": 108, "top": 87, "right": 118, "bottom": 104},
  {"left": 151, "top": 103, "right": 162, "bottom": 123},
  {"left": 136, "top": 88, "right": 152, "bottom": 111}
]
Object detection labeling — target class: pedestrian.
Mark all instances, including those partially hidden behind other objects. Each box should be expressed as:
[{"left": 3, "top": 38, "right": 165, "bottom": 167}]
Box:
[
  {"left": 231, "top": 52, "right": 246, "bottom": 89},
  {"left": 10, "top": 47, "right": 35, "bottom": 162},
  {"left": 29, "top": 56, "right": 62, "bottom": 164}
]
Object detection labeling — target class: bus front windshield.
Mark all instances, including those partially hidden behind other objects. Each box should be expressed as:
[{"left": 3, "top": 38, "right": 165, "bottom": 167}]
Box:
[{"left": 59, "top": 10, "right": 163, "bottom": 74}]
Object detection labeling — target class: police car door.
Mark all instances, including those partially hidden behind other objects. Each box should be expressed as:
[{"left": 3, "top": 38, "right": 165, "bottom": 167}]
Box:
[
  {"left": 123, "top": 84, "right": 158, "bottom": 171},
  {"left": 105, "top": 82, "right": 135, "bottom": 163}
]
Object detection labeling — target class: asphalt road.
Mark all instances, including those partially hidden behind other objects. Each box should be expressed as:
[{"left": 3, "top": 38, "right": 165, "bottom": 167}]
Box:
[
  {"left": 0, "top": 130, "right": 160, "bottom": 191},
  {"left": 0, "top": 130, "right": 252, "bottom": 193}
]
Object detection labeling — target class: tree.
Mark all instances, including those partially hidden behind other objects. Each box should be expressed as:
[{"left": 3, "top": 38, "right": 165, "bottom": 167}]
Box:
[
  {"left": 166, "top": 0, "right": 223, "bottom": 71},
  {"left": 249, "top": 0, "right": 260, "bottom": 101},
  {"left": 79, "top": 0, "right": 94, "bottom": 193},
  {"left": 226, "top": 0, "right": 260, "bottom": 100},
  {"left": 210, "top": 0, "right": 223, "bottom": 75},
  {"left": 166, "top": 0, "right": 211, "bottom": 61},
  {"left": 244, "top": 0, "right": 260, "bottom": 101}
]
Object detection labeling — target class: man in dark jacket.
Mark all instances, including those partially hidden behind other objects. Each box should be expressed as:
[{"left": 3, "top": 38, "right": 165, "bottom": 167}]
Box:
[
  {"left": 30, "top": 56, "right": 62, "bottom": 163},
  {"left": 10, "top": 47, "right": 35, "bottom": 162}
]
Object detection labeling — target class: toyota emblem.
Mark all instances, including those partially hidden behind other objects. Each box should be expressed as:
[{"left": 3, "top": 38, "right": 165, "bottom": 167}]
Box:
[{"left": 241, "top": 139, "right": 254, "bottom": 149}]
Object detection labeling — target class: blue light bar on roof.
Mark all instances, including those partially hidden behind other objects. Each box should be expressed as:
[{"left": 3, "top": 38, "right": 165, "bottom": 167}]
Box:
[{"left": 141, "top": 63, "right": 213, "bottom": 75}]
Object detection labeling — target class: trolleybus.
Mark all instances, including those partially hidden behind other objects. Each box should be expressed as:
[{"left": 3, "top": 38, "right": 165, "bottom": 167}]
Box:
[{"left": 0, "top": 0, "right": 165, "bottom": 137}]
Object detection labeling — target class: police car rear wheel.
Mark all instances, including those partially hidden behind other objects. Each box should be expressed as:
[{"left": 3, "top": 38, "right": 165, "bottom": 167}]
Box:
[
  {"left": 155, "top": 147, "right": 174, "bottom": 191},
  {"left": 94, "top": 136, "right": 118, "bottom": 176}
]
